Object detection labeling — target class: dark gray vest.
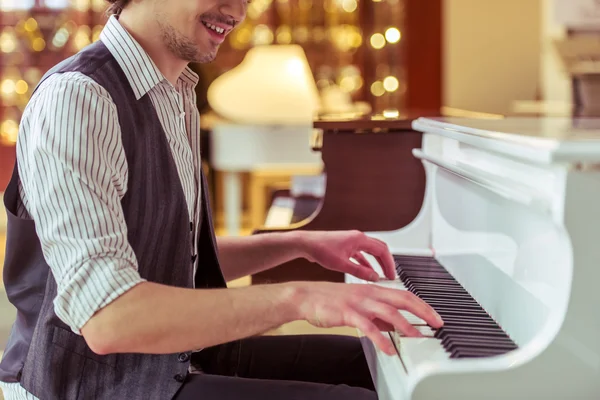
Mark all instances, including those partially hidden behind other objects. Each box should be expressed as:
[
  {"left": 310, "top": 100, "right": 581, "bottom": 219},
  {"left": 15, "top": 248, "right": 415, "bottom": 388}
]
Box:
[{"left": 0, "top": 40, "right": 226, "bottom": 399}]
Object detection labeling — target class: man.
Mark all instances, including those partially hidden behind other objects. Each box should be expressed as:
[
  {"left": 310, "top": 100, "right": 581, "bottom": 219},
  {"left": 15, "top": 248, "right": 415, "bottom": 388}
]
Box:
[{"left": 0, "top": 0, "right": 442, "bottom": 398}]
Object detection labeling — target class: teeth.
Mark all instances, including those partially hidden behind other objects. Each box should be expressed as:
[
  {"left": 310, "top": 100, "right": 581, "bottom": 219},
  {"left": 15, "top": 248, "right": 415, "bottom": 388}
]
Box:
[{"left": 202, "top": 22, "right": 225, "bottom": 34}]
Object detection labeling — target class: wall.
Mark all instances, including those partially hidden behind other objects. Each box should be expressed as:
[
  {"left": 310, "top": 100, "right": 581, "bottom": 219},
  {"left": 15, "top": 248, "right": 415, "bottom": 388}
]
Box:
[
  {"left": 540, "top": 0, "right": 576, "bottom": 106},
  {"left": 443, "top": 0, "right": 542, "bottom": 115}
]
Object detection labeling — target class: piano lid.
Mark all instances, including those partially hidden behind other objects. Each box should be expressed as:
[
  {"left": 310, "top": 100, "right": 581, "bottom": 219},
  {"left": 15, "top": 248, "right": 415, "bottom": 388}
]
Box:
[{"left": 413, "top": 117, "right": 600, "bottom": 164}]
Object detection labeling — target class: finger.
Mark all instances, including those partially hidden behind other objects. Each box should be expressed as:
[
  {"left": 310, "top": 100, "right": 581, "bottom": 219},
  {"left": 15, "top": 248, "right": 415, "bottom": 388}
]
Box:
[
  {"left": 345, "top": 261, "right": 379, "bottom": 282},
  {"left": 363, "top": 300, "right": 423, "bottom": 337},
  {"left": 358, "top": 239, "right": 396, "bottom": 280},
  {"left": 348, "top": 312, "right": 396, "bottom": 356},
  {"left": 352, "top": 252, "right": 373, "bottom": 270},
  {"left": 371, "top": 286, "right": 443, "bottom": 328}
]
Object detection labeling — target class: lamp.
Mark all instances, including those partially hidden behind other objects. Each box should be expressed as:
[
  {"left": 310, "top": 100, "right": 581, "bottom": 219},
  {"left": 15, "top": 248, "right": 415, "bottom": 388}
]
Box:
[{"left": 207, "top": 44, "right": 320, "bottom": 124}]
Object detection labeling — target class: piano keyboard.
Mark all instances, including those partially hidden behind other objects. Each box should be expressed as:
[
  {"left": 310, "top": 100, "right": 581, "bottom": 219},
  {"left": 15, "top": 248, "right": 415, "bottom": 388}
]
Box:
[{"left": 393, "top": 255, "right": 518, "bottom": 360}]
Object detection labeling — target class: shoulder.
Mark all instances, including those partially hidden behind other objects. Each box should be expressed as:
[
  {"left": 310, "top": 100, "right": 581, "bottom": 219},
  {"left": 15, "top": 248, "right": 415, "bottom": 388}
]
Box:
[{"left": 29, "top": 71, "right": 115, "bottom": 109}]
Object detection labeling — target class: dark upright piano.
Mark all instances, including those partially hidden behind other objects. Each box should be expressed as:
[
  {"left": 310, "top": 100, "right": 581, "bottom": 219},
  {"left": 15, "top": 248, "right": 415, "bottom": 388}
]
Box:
[{"left": 252, "top": 112, "right": 435, "bottom": 284}]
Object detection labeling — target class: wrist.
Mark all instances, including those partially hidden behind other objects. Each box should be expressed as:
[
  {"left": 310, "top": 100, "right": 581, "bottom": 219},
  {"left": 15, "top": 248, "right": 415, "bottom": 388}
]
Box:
[
  {"left": 276, "top": 281, "right": 308, "bottom": 322},
  {"left": 286, "top": 231, "right": 313, "bottom": 261}
]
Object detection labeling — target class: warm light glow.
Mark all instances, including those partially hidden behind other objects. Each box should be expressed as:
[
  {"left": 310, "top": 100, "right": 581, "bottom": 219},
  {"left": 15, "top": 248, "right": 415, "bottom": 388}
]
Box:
[
  {"left": 0, "top": 119, "right": 19, "bottom": 145},
  {"left": 52, "top": 28, "right": 69, "bottom": 49},
  {"left": 231, "top": 26, "right": 252, "bottom": 49},
  {"left": 92, "top": 25, "right": 103, "bottom": 42},
  {"left": 0, "top": 29, "right": 17, "bottom": 53},
  {"left": 73, "top": 0, "right": 90, "bottom": 11},
  {"left": 92, "top": 0, "right": 106, "bottom": 12},
  {"left": 370, "top": 33, "right": 385, "bottom": 49},
  {"left": 383, "top": 109, "right": 400, "bottom": 118},
  {"left": 370, "top": 81, "right": 385, "bottom": 97},
  {"left": 15, "top": 80, "right": 28, "bottom": 95},
  {"left": 385, "top": 27, "right": 401, "bottom": 43},
  {"left": 276, "top": 26, "right": 292, "bottom": 44},
  {"left": 24, "top": 18, "right": 37, "bottom": 32},
  {"left": 339, "top": 76, "right": 352, "bottom": 92},
  {"left": 383, "top": 76, "right": 399, "bottom": 92},
  {"left": 32, "top": 38, "right": 45, "bottom": 52},
  {"left": 341, "top": 0, "right": 357, "bottom": 12},
  {"left": 72, "top": 26, "right": 92, "bottom": 51},
  {"left": 293, "top": 26, "right": 309, "bottom": 43},
  {"left": 286, "top": 58, "right": 304, "bottom": 76},
  {"left": 1, "top": 79, "right": 15, "bottom": 94},
  {"left": 252, "top": 24, "right": 274, "bottom": 46},
  {"left": 299, "top": 0, "right": 312, "bottom": 10}
]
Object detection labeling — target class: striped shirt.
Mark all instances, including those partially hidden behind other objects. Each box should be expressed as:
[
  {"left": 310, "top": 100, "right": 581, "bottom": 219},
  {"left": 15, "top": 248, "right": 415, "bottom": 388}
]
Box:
[{"left": 0, "top": 15, "right": 202, "bottom": 399}]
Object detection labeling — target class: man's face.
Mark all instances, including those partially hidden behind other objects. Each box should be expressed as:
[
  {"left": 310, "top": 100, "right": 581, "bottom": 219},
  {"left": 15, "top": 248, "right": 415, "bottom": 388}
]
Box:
[{"left": 152, "top": 0, "right": 247, "bottom": 63}]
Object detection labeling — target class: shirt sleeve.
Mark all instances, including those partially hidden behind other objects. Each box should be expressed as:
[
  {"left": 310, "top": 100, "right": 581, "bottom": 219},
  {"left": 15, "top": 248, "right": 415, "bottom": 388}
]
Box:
[{"left": 17, "top": 72, "right": 146, "bottom": 334}]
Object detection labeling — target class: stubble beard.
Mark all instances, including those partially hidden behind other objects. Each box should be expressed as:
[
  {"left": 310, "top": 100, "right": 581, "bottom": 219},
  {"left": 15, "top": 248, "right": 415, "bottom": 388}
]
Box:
[{"left": 157, "top": 19, "right": 217, "bottom": 63}]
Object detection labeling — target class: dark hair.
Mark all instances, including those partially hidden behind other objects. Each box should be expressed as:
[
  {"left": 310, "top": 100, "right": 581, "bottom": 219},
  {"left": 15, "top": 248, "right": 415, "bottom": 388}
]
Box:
[{"left": 106, "top": 0, "right": 131, "bottom": 16}]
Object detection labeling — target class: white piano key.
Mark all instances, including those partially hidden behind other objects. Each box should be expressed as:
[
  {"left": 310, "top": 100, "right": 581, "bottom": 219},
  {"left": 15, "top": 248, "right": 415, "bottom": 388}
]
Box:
[
  {"left": 390, "top": 334, "right": 450, "bottom": 373},
  {"left": 395, "top": 326, "right": 435, "bottom": 337},
  {"left": 373, "top": 279, "right": 407, "bottom": 291},
  {"left": 400, "top": 311, "right": 427, "bottom": 326}
]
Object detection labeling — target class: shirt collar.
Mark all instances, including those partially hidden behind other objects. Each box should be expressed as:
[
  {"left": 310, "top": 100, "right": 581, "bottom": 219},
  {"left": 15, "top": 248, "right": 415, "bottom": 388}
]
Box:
[{"left": 99, "top": 15, "right": 200, "bottom": 100}]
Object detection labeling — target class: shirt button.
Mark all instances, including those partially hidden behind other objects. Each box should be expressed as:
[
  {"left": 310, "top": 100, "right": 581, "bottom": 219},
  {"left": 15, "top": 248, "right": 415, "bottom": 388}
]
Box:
[
  {"left": 174, "top": 373, "right": 186, "bottom": 383},
  {"left": 178, "top": 352, "right": 190, "bottom": 362}
]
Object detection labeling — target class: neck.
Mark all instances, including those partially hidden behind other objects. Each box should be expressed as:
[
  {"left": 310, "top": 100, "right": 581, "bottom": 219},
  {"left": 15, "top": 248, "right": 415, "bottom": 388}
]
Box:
[{"left": 118, "top": 9, "right": 187, "bottom": 86}]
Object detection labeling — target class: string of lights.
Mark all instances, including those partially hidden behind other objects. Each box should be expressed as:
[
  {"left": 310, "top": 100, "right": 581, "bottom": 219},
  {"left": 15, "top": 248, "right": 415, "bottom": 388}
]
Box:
[{"left": 0, "top": 0, "right": 406, "bottom": 146}]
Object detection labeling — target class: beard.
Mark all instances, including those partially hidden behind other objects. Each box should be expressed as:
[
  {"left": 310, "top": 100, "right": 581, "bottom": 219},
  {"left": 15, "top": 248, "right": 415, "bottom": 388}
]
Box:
[{"left": 157, "top": 19, "right": 217, "bottom": 63}]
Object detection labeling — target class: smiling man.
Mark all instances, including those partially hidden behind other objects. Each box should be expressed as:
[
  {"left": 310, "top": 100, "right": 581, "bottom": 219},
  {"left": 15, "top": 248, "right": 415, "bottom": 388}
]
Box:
[{"left": 0, "top": 0, "right": 442, "bottom": 399}]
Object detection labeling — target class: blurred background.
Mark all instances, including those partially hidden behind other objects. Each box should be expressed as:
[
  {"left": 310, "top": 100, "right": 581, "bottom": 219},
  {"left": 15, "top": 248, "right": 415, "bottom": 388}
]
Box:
[{"left": 0, "top": 0, "right": 598, "bottom": 392}]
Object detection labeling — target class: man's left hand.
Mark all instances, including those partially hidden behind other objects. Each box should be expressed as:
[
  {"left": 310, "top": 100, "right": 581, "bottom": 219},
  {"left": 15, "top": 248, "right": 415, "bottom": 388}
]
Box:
[{"left": 299, "top": 230, "right": 396, "bottom": 282}]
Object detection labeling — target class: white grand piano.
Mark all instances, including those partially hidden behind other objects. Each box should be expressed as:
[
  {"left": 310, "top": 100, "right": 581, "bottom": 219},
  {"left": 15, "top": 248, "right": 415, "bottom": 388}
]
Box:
[{"left": 348, "top": 117, "right": 600, "bottom": 399}]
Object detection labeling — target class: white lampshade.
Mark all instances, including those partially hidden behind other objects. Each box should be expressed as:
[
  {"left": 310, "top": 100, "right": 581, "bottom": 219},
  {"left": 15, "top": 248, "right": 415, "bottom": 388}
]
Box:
[{"left": 207, "top": 45, "right": 320, "bottom": 124}]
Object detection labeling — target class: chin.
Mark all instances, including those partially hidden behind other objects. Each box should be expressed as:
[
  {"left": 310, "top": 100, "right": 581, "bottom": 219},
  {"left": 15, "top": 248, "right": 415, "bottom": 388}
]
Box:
[{"left": 193, "top": 49, "right": 218, "bottom": 63}]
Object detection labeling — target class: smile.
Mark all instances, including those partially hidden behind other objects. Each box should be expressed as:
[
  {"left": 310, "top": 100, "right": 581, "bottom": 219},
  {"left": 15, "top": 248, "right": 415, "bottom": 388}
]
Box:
[{"left": 202, "top": 21, "right": 225, "bottom": 34}]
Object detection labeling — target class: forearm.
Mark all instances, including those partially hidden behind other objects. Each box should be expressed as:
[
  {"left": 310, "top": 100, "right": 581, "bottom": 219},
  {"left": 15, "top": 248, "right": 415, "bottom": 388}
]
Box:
[
  {"left": 217, "top": 231, "right": 308, "bottom": 281},
  {"left": 82, "top": 281, "right": 300, "bottom": 355}
]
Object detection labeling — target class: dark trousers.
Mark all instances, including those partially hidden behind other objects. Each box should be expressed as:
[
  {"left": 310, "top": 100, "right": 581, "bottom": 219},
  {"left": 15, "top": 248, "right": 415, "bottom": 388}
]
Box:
[{"left": 173, "top": 334, "right": 378, "bottom": 399}]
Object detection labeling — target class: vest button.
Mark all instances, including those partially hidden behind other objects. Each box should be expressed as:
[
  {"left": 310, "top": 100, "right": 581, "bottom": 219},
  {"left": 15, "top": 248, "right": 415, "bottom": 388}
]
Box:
[
  {"left": 178, "top": 352, "right": 190, "bottom": 362},
  {"left": 174, "top": 373, "right": 186, "bottom": 383}
]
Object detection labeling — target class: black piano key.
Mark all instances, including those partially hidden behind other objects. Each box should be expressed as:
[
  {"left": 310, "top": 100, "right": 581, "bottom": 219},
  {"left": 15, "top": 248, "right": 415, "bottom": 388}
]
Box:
[
  {"left": 438, "top": 319, "right": 500, "bottom": 328},
  {"left": 450, "top": 348, "right": 510, "bottom": 359},
  {"left": 440, "top": 333, "right": 517, "bottom": 344},
  {"left": 393, "top": 254, "right": 518, "bottom": 359},
  {"left": 437, "top": 325, "right": 506, "bottom": 335},
  {"left": 436, "top": 314, "right": 497, "bottom": 322},
  {"left": 416, "top": 292, "right": 475, "bottom": 300},
  {"left": 435, "top": 309, "right": 492, "bottom": 318},
  {"left": 423, "top": 302, "right": 484, "bottom": 312},
  {"left": 444, "top": 338, "right": 518, "bottom": 351}
]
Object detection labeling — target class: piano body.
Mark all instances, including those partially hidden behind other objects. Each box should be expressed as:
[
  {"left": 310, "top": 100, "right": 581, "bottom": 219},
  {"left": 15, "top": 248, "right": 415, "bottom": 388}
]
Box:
[
  {"left": 351, "top": 117, "right": 600, "bottom": 399},
  {"left": 252, "top": 113, "right": 428, "bottom": 284}
]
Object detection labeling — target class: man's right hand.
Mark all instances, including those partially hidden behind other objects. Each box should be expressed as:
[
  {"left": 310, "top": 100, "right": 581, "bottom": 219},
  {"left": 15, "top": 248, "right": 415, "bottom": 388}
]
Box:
[{"left": 290, "top": 282, "right": 444, "bottom": 356}]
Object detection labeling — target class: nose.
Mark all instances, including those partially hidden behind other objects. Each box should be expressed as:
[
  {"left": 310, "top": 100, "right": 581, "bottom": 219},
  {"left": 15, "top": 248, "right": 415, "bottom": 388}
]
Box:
[{"left": 219, "top": 0, "right": 247, "bottom": 24}]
